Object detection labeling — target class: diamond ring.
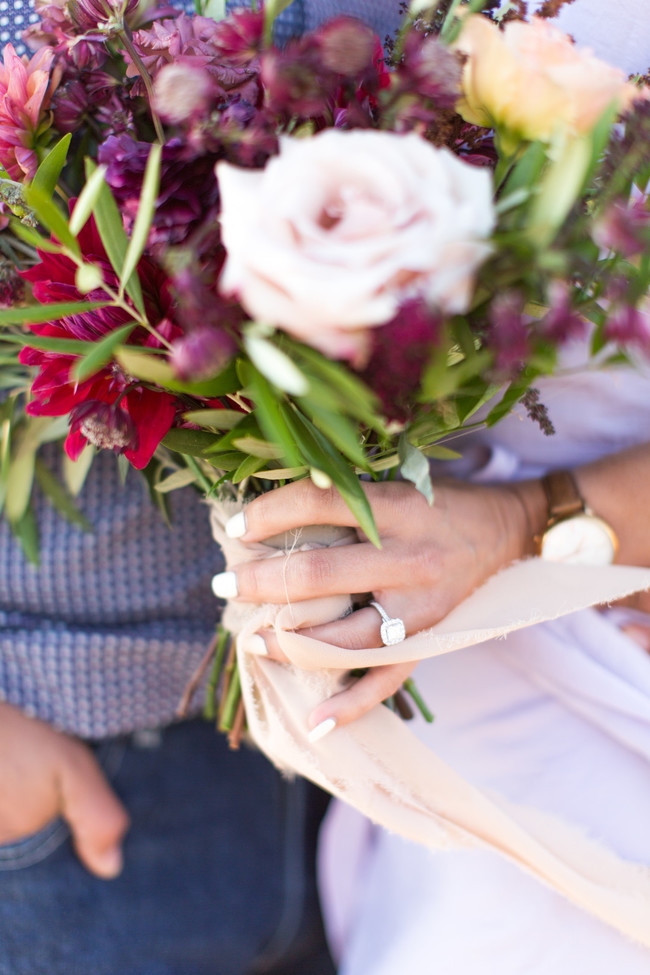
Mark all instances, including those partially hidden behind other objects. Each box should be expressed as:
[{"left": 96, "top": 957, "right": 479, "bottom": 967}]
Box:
[{"left": 369, "top": 601, "right": 406, "bottom": 646}]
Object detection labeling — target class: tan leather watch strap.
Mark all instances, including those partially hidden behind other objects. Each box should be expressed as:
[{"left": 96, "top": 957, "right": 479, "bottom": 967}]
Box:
[{"left": 541, "top": 469, "right": 585, "bottom": 526}]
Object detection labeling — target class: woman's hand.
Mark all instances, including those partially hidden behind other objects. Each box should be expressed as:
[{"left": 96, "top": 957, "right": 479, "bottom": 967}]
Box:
[{"left": 214, "top": 476, "right": 540, "bottom": 736}]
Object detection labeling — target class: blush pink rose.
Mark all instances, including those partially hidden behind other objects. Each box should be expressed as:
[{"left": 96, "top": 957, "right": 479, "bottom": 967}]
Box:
[{"left": 216, "top": 129, "right": 494, "bottom": 364}]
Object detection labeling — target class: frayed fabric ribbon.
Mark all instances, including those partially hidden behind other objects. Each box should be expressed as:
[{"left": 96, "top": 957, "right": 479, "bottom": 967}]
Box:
[{"left": 209, "top": 498, "right": 650, "bottom": 948}]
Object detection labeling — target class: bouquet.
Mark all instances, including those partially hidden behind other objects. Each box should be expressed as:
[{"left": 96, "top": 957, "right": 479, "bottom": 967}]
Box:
[
  {"left": 3, "top": 0, "right": 650, "bottom": 939},
  {"left": 1, "top": 0, "right": 650, "bottom": 735}
]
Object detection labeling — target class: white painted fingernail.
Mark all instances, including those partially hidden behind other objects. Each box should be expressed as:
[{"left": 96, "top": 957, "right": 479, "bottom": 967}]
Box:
[
  {"left": 211, "top": 571, "right": 238, "bottom": 599},
  {"left": 308, "top": 717, "right": 337, "bottom": 744},
  {"left": 225, "top": 512, "right": 247, "bottom": 539},
  {"left": 244, "top": 634, "right": 268, "bottom": 656}
]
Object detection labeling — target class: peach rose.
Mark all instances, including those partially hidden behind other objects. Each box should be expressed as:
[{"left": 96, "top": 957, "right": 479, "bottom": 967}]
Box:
[
  {"left": 455, "top": 15, "right": 636, "bottom": 149},
  {"left": 217, "top": 129, "right": 494, "bottom": 363}
]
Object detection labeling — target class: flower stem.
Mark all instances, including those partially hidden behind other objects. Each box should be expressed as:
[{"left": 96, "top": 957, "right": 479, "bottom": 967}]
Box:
[
  {"left": 403, "top": 677, "right": 435, "bottom": 723},
  {"left": 119, "top": 29, "right": 165, "bottom": 144}
]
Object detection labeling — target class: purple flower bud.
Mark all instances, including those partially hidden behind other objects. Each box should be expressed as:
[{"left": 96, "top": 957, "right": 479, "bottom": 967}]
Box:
[
  {"left": 169, "top": 326, "right": 234, "bottom": 382},
  {"left": 317, "top": 17, "right": 377, "bottom": 77},
  {"left": 604, "top": 302, "right": 650, "bottom": 347},
  {"left": 487, "top": 291, "right": 529, "bottom": 373},
  {"left": 154, "top": 61, "right": 214, "bottom": 124},
  {"left": 541, "top": 281, "right": 587, "bottom": 343},
  {"left": 593, "top": 196, "right": 650, "bottom": 258},
  {"left": 0, "top": 258, "right": 24, "bottom": 306},
  {"left": 69, "top": 398, "right": 138, "bottom": 453},
  {"left": 67, "top": 0, "right": 138, "bottom": 33},
  {"left": 359, "top": 298, "right": 442, "bottom": 421}
]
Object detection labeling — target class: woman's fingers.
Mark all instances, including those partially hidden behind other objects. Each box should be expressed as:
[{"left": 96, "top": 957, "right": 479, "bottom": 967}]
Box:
[
  {"left": 252, "top": 606, "right": 389, "bottom": 662},
  {"left": 308, "top": 661, "right": 417, "bottom": 739},
  {"left": 225, "top": 479, "right": 423, "bottom": 544},
  {"left": 213, "top": 539, "right": 416, "bottom": 604}
]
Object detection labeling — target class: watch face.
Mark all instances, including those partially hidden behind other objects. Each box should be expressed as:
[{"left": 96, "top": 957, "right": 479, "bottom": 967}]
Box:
[{"left": 540, "top": 514, "right": 617, "bottom": 566}]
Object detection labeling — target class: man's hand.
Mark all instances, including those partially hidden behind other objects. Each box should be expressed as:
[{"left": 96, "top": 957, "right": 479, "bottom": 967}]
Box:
[{"left": 0, "top": 703, "right": 130, "bottom": 878}]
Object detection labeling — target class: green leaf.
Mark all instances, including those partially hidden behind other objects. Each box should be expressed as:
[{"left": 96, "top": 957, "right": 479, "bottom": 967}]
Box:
[
  {"left": 31, "top": 134, "right": 72, "bottom": 199},
  {"left": 9, "top": 219, "right": 63, "bottom": 253},
  {"left": 117, "top": 453, "right": 130, "bottom": 484},
  {"left": 231, "top": 436, "right": 283, "bottom": 459},
  {"left": 485, "top": 370, "right": 538, "bottom": 427},
  {"left": 281, "top": 405, "right": 379, "bottom": 546},
  {"left": 5, "top": 439, "right": 36, "bottom": 523},
  {"left": 120, "top": 144, "right": 161, "bottom": 294},
  {"left": 34, "top": 457, "right": 93, "bottom": 532},
  {"left": 301, "top": 404, "right": 370, "bottom": 470},
  {"left": 154, "top": 468, "right": 199, "bottom": 493},
  {"left": 161, "top": 427, "right": 218, "bottom": 457},
  {"left": 115, "top": 350, "right": 240, "bottom": 398},
  {"left": 264, "top": 0, "right": 296, "bottom": 41},
  {"left": 232, "top": 454, "right": 266, "bottom": 483},
  {"left": 87, "top": 159, "right": 145, "bottom": 316},
  {"left": 69, "top": 164, "right": 108, "bottom": 236},
  {"left": 62, "top": 444, "right": 95, "bottom": 496},
  {"left": 501, "top": 140, "right": 547, "bottom": 201},
  {"left": 182, "top": 408, "right": 246, "bottom": 430},
  {"left": 10, "top": 503, "right": 39, "bottom": 565},
  {"left": 244, "top": 331, "right": 309, "bottom": 395},
  {"left": 283, "top": 339, "right": 381, "bottom": 429},
  {"left": 246, "top": 368, "right": 303, "bottom": 468},
  {"left": 398, "top": 434, "right": 434, "bottom": 506},
  {"left": 202, "top": 0, "right": 225, "bottom": 18},
  {"left": 422, "top": 444, "right": 462, "bottom": 461},
  {"left": 71, "top": 322, "right": 136, "bottom": 382},
  {"left": 24, "top": 185, "right": 81, "bottom": 256},
  {"left": 0, "top": 301, "right": 110, "bottom": 328}
]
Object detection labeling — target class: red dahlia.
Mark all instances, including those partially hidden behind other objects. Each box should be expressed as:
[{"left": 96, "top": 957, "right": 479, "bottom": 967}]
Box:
[{"left": 19, "top": 214, "right": 179, "bottom": 468}]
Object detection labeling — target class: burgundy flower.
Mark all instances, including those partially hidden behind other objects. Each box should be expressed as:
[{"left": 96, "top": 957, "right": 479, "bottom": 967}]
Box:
[
  {"left": 208, "top": 7, "right": 264, "bottom": 65},
  {"left": 262, "top": 18, "right": 383, "bottom": 123},
  {"left": 128, "top": 12, "right": 261, "bottom": 103},
  {"left": 69, "top": 396, "right": 139, "bottom": 453},
  {"left": 67, "top": 0, "right": 139, "bottom": 34},
  {"left": 18, "top": 212, "right": 179, "bottom": 468},
  {"left": 170, "top": 325, "right": 234, "bottom": 382},
  {"left": 359, "top": 298, "right": 442, "bottom": 421},
  {"left": 540, "top": 281, "right": 587, "bottom": 343},
  {"left": 384, "top": 33, "right": 462, "bottom": 135},
  {"left": 486, "top": 291, "right": 529, "bottom": 373},
  {"left": 0, "top": 257, "right": 24, "bottom": 306},
  {"left": 604, "top": 302, "right": 650, "bottom": 347},
  {"left": 593, "top": 196, "right": 650, "bottom": 259},
  {"left": 97, "top": 135, "right": 219, "bottom": 250}
]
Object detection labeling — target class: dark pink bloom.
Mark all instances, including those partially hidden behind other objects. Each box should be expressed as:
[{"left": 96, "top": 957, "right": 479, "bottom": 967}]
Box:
[
  {"left": 486, "top": 291, "right": 529, "bottom": 373},
  {"left": 67, "top": 0, "right": 139, "bottom": 33},
  {"left": 540, "top": 281, "right": 587, "bottom": 343},
  {"left": 0, "top": 44, "right": 59, "bottom": 181},
  {"left": 97, "top": 135, "right": 220, "bottom": 250},
  {"left": 604, "top": 302, "right": 650, "bottom": 347},
  {"left": 593, "top": 196, "right": 650, "bottom": 259},
  {"left": 209, "top": 7, "right": 265, "bottom": 64},
  {"left": 359, "top": 298, "right": 442, "bottom": 421},
  {"left": 170, "top": 325, "right": 235, "bottom": 382},
  {"left": 18, "top": 213, "right": 179, "bottom": 468}
]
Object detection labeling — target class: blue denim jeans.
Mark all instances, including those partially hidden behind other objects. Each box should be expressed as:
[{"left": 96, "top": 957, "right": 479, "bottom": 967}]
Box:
[{"left": 0, "top": 720, "right": 335, "bottom": 975}]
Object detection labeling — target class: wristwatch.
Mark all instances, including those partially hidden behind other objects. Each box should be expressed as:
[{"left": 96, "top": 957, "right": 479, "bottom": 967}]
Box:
[{"left": 537, "top": 469, "right": 618, "bottom": 565}]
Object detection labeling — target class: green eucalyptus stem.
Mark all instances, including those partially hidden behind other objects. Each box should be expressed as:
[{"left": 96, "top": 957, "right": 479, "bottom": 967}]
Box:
[
  {"left": 403, "top": 677, "right": 435, "bottom": 723},
  {"left": 203, "top": 625, "right": 230, "bottom": 720},
  {"left": 184, "top": 454, "right": 214, "bottom": 494},
  {"left": 219, "top": 659, "right": 242, "bottom": 733}
]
